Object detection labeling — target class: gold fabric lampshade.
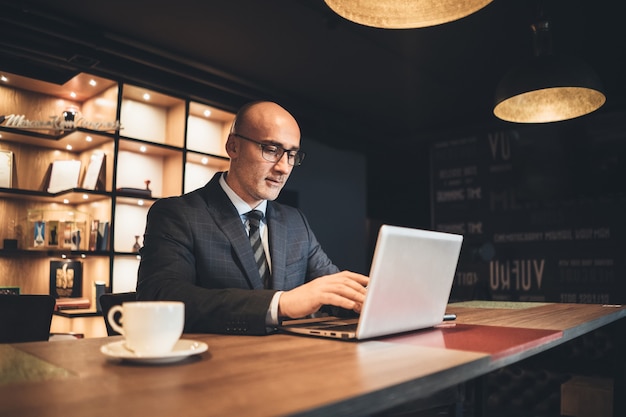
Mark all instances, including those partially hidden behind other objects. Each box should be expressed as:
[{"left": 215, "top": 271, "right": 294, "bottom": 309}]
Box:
[{"left": 324, "top": 0, "right": 493, "bottom": 29}]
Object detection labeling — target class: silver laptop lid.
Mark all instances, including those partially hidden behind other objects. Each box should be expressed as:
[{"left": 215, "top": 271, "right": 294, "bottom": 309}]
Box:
[{"left": 356, "top": 225, "right": 463, "bottom": 339}]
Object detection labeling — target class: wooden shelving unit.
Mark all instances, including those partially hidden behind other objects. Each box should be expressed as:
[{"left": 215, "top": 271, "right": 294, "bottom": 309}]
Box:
[{"left": 0, "top": 69, "right": 233, "bottom": 322}]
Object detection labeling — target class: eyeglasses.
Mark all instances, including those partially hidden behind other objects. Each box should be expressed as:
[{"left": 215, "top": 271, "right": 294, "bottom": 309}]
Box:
[{"left": 232, "top": 133, "right": 306, "bottom": 166}]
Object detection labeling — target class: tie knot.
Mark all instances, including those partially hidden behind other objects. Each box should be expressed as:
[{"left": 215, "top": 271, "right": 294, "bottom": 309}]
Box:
[{"left": 246, "top": 210, "right": 264, "bottom": 226}]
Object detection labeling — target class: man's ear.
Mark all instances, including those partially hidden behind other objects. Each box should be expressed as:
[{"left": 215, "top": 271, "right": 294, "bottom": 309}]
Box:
[{"left": 225, "top": 134, "right": 237, "bottom": 158}]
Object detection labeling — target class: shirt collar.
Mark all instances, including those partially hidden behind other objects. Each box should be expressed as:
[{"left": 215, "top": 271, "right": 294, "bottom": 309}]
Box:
[{"left": 219, "top": 172, "right": 267, "bottom": 217}]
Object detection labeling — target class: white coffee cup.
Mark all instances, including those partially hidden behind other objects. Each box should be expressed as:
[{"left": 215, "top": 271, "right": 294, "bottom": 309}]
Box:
[{"left": 107, "top": 301, "right": 184, "bottom": 356}]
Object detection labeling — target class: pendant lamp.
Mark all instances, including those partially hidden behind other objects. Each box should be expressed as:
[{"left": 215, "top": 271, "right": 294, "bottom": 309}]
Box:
[
  {"left": 493, "top": 16, "right": 606, "bottom": 123},
  {"left": 323, "top": 0, "right": 493, "bottom": 29}
]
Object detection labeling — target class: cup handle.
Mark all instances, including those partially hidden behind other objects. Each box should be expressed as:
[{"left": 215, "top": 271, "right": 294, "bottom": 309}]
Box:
[{"left": 107, "top": 305, "right": 125, "bottom": 335}]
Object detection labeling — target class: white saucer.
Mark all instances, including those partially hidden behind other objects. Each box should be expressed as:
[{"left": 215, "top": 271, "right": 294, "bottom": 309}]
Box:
[{"left": 101, "top": 339, "right": 208, "bottom": 364}]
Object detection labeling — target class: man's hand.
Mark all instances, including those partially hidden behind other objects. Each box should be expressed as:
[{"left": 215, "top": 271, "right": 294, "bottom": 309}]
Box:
[{"left": 278, "top": 271, "right": 369, "bottom": 318}]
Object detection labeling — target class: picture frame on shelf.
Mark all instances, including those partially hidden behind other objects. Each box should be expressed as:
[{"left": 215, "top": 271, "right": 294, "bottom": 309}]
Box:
[
  {"left": 49, "top": 260, "right": 83, "bottom": 298},
  {"left": 46, "top": 160, "right": 82, "bottom": 193},
  {"left": 0, "top": 150, "right": 13, "bottom": 188},
  {"left": 33, "top": 221, "right": 45, "bottom": 248},
  {"left": 71, "top": 229, "right": 82, "bottom": 251},
  {"left": 46, "top": 220, "right": 59, "bottom": 247},
  {"left": 61, "top": 221, "right": 74, "bottom": 249},
  {"left": 82, "top": 152, "right": 106, "bottom": 190}
]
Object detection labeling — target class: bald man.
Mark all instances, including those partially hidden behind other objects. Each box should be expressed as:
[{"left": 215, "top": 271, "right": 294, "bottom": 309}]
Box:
[{"left": 137, "top": 101, "right": 368, "bottom": 334}]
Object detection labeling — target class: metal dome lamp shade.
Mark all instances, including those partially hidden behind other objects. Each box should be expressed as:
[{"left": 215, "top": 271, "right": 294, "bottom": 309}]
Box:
[
  {"left": 324, "top": 0, "right": 493, "bottom": 29},
  {"left": 494, "top": 17, "right": 606, "bottom": 123}
]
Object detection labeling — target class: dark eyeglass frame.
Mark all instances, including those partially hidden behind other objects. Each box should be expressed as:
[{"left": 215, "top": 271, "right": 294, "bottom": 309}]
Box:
[{"left": 232, "top": 133, "right": 306, "bottom": 166}]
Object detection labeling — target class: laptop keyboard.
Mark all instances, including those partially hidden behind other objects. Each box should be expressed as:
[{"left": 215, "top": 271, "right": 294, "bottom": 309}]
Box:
[{"left": 316, "top": 323, "right": 358, "bottom": 332}]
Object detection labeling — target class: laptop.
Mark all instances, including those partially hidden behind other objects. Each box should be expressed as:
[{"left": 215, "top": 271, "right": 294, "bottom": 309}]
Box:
[{"left": 280, "top": 225, "right": 463, "bottom": 340}]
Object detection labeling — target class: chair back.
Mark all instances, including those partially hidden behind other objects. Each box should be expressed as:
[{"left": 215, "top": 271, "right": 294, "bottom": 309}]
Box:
[
  {"left": 0, "top": 295, "right": 55, "bottom": 343},
  {"left": 99, "top": 292, "right": 137, "bottom": 336}
]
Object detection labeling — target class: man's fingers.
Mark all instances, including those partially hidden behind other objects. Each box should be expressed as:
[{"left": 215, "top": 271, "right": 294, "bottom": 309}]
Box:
[{"left": 340, "top": 271, "right": 369, "bottom": 286}]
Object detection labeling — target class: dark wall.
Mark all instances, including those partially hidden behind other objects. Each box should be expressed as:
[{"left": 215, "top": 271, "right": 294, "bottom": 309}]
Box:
[
  {"left": 365, "top": 141, "right": 432, "bottom": 262},
  {"left": 287, "top": 137, "right": 368, "bottom": 275},
  {"left": 429, "top": 110, "right": 626, "bottom": 304}
]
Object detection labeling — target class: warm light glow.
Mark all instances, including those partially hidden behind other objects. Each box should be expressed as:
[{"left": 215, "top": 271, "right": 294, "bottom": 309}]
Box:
[
  {"left": 89, "top": 79, "right": 97, "bottom": 86},
  {"left": 82, "top": 194, "right": 89, "bottom": 200},
  {"left": 139, "top": 145, "right": 147, "bottom": 153},
  {"left": 0, "top": 75, "right": 7, "bottom": 82},
  {"left": 63, "top": 199, "right": 70, "bottom": 204},
  {"left": 324, "top": 0, "right": 492, "bottom": 28},
  {"left": 66, "top": 145, "right": 73, "bottom": 150},
  {"left": 70, "top": 92, "right": 77, "bottom": 98},
  {"left": 494, "top": 87, "right": 606, "bottom": 123},
  {"left": 86, "top": 136, "right": 93, "bottom": 142},
  {"left": 201, "top": 157, "right": 209, "bottom": 165},
  {"left": 95, "top": 97, "right": 117, "bottom": 108},
  {"left": 203, "top": 110, "right": 212, "bottom": 117},
  {"left": 143, "top": 93, "right": 151, "bottom": 101},
  {"left": 137, "top": 200, "right": 145, "bottom": 206}
]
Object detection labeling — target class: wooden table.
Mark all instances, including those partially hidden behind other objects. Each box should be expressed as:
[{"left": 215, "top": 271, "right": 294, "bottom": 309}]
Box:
[{"left": 1, "top": 302, "right": 625, "bottom": 417}]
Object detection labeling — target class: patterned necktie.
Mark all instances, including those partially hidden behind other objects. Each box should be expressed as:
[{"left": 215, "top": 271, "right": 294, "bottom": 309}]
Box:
[{"left": 246, "top": 210, "right": 271, "bottom": 289}]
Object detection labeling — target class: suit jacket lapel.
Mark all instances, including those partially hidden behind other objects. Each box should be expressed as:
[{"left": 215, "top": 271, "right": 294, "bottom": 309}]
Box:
[
  {"left": 199, "top": 174, "right": 265, "bottom": 289},
  {"left": 267, "top": 203, "right": 287, "bottom": 290}
]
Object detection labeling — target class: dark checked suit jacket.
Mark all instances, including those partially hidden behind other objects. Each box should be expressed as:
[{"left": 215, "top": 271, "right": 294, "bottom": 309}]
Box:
[{"left": 136, "top": 172, "right": 339, "bottom": 335}]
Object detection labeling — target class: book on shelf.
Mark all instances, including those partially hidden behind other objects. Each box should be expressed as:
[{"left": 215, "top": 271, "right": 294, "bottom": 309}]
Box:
[
  {"left": 82, "top": 152, "right": 106, "bottom": 190},
  {"left": 97, "top": 221, "right": 109, "bottom": 251},
  {"left": 117, "top": 187, "right": 152, "bottom": 198},
  {"left": 89, "top": 219, "right": 99, "bottom": 251},
  {"left": 55, "top": 297, "right": 91, "bottom": 310}
]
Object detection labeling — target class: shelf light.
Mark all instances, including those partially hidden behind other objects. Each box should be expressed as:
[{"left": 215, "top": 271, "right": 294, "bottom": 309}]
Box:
[
  {"left": 139, "top": 145, "right": 147, "bottom": 153},
  {"left": 63, "top": 199, "right": 70, "bottom": 204},
  {"left": 1, "top": 75, "right": 7, "bottom": 82},
  {"left": 82, "top": 194, "right": 89, "bottom": 200},
  {"left": 66, "top": 145, "right": 73, "bottom": 151},
  {"left": 203, "top": 110, "right": 211, "bottom": 117},
  {"left": 70, "top": 92, "right": 77, "bottom": 98},
  {"left": 89, "top": 79, "right": 97, "bottom": 87},
  {"left": 201, "top": 157, "right": 209, "bottom": 165},
  {"left": 143, "top": 93, "right": 151, "bottom": 101},
  {"left": 85, "top": 136, "right": 93, "bottom": 142},
  {"left": 137, "top": 200, "right": 145, "bottom": 206}
]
